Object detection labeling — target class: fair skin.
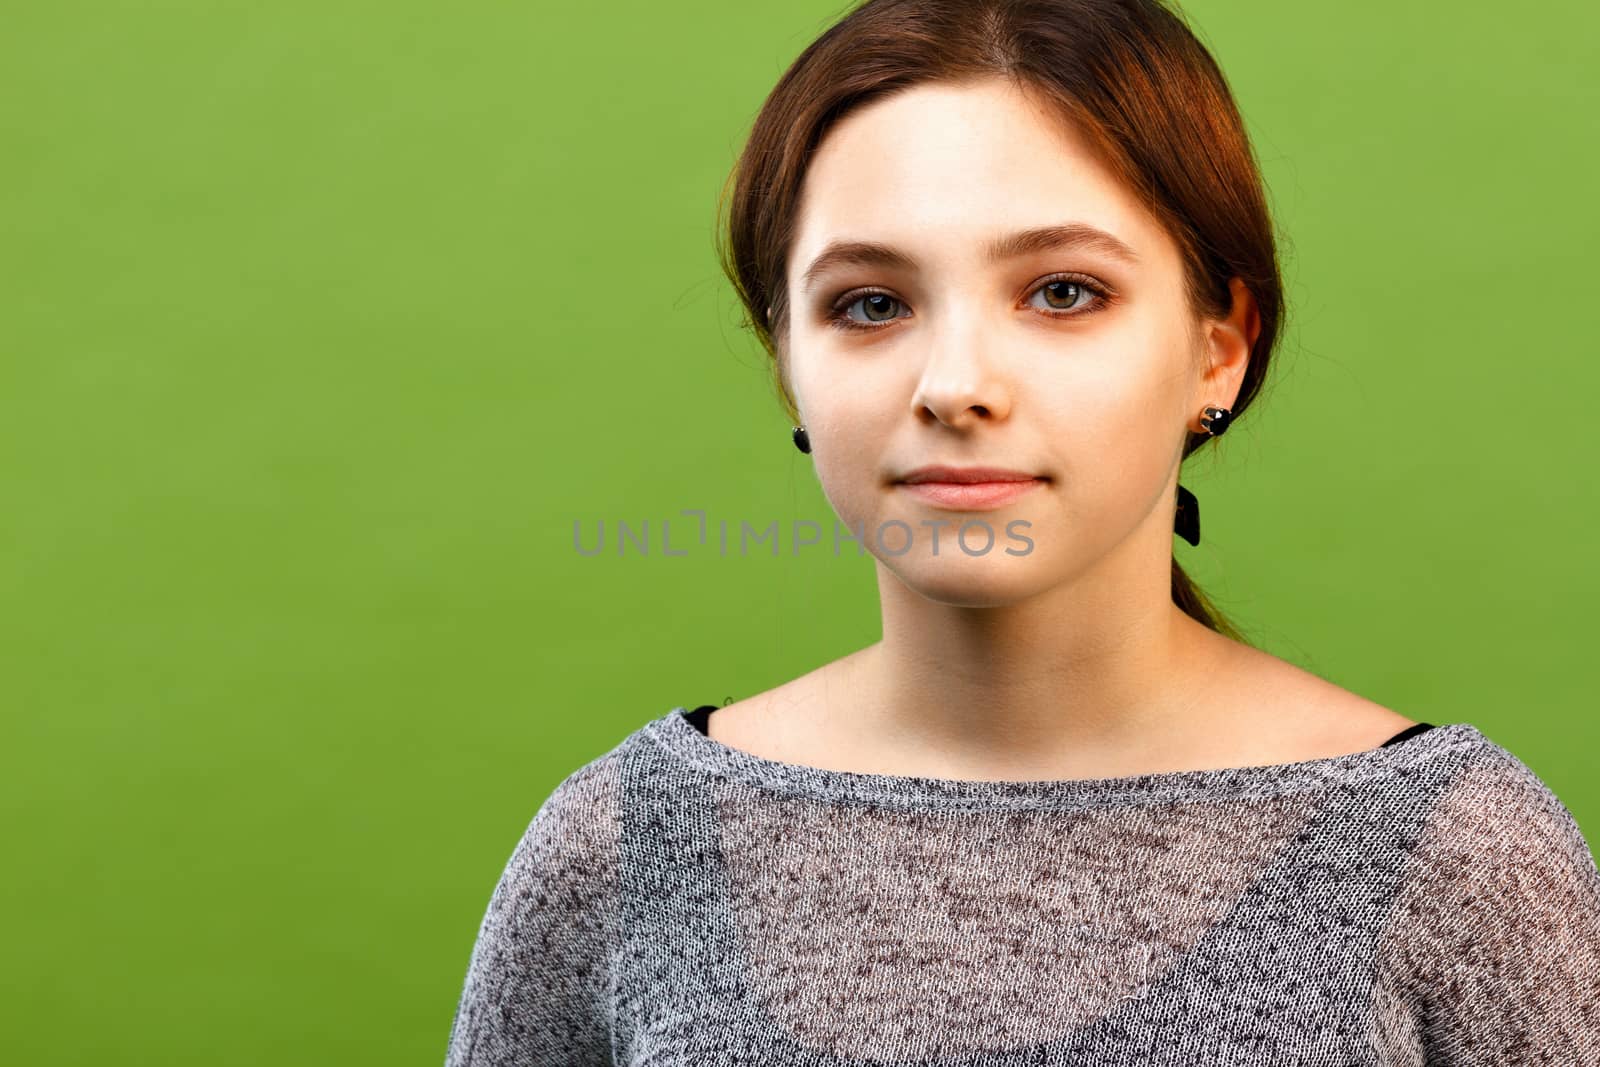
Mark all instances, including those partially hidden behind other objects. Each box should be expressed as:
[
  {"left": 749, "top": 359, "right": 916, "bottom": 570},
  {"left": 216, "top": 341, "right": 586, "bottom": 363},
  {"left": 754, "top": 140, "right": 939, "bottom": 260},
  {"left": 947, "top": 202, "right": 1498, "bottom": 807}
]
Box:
[{"left": 709, "top": 77, "right": 1413, "bottom": 781}]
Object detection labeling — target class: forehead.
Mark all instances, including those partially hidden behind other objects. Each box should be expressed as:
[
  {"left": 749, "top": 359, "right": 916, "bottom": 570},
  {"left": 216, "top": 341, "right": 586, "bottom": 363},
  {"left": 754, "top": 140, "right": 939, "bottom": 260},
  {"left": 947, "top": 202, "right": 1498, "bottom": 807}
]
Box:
[{"left": 789, "top": 79, "right": 1174, "bottom": 278}]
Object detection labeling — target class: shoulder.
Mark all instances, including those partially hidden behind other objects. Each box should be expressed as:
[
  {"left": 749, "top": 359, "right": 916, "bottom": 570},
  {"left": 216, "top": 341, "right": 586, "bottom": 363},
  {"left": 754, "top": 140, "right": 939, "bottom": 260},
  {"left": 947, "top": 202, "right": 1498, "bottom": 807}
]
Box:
[
  {"left": 445, "top": 744, "right": 630, "bottom": 1064},
  {"left": 461, "top": 746, "right": 630, "bottom": 972},
  {"left": 1214, "top": 641, "right": 1425, "bottom": 758},
  {"left": 470, "top": 742, "right": 635, "bottom": 929},
  {"left": 520, "top": 745, "right": 628, "bottom": 868},
  {"left": 1385, "top": 731, "right": 1599, "bottom": 962},
  {"left": 1416, "top": 737, "right": 1595, "bottom": 873},
  {"left": 697, "top": 656, "right": 860, "bottom": 764},
  {"left": 1376, "top": 735, "right": 1600, "bottom": 1055}
]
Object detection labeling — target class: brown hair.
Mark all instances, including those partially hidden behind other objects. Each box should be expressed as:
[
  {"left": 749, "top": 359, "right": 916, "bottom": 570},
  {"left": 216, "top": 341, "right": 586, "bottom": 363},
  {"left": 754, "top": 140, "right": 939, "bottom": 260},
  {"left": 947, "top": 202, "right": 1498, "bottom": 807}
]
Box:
[{"left": 714, "top": 0, "right": 1282, "bottom": 643}]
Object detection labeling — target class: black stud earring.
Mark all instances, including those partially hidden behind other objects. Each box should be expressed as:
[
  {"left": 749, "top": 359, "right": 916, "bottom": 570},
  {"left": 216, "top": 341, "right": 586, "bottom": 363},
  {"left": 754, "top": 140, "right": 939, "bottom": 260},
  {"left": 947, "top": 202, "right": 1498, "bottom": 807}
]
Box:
[
  {"left": 1174, "top": 484, "right": 1201, "bottom": 547},
  {"left": 1200, "top": 405, "right": 1233, "bottom": 437},
  {"left": 792, "top": 426, "right": 811, "bottom": 454}
]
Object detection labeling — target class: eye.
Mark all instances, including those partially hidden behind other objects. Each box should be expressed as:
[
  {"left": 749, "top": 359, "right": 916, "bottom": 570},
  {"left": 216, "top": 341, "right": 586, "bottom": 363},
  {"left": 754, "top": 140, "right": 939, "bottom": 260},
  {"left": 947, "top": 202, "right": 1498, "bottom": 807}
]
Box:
[
  {"left": 1026, "top": 275, "right": 1107, "bottom": 315},
  {"left": 823, "top": 273, "right": 1114, "bottom": 333}
]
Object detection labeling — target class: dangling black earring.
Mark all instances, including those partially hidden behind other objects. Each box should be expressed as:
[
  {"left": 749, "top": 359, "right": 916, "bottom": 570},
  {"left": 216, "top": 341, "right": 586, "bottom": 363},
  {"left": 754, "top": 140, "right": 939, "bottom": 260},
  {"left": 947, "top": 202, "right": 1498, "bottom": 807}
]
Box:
[
  {"left": 1175, "top": 484, "right": 1201, "bottom": 547},
  {"left": 1175, "top": 405, "right": 1230, "bottom": 546},
  {"left": 792, "top": 426, "right": 811, "bottom": 454}
]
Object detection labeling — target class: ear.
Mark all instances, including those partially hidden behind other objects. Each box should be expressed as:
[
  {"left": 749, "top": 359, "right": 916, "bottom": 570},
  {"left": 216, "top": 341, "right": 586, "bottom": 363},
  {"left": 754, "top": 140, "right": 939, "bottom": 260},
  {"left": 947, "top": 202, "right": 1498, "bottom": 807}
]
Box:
[{"left": 1194, "top": 277, "right": 1259, "bottom": 426}]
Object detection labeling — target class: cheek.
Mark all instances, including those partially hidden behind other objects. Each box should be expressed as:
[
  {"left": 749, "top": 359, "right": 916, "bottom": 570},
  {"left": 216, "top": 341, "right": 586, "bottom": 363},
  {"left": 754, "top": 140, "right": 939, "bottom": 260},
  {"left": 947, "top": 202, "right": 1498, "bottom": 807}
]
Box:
[
  {"left": 793, "top": 343, "right": 907, "bottom": 454},
  {"left": 1033, "top": 347, "right": 1191, "bottom": 507},
  {"left": 806, "top": 391, "right": 897, "bottom": 520},
  {"left": 802, "top": 390, "right": 923, "bottom": 552}
]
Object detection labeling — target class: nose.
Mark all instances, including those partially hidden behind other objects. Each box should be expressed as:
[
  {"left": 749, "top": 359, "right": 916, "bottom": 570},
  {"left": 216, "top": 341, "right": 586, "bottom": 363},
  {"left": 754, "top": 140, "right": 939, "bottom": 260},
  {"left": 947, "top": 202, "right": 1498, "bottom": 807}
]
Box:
[{"left": 908, "top": 322, "right": 1013, "bottom": 428}]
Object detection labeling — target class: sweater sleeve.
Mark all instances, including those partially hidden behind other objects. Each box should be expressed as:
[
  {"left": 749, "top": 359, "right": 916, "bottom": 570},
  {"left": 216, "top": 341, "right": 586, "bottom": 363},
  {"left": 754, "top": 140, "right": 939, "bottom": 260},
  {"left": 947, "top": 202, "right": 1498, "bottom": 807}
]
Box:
[
  {"left": 443, "top": 752, "right": 622, "bottom": 1067},
  {"left": 1379, "top": 747, "right": 1600, "bottom": 1064}
]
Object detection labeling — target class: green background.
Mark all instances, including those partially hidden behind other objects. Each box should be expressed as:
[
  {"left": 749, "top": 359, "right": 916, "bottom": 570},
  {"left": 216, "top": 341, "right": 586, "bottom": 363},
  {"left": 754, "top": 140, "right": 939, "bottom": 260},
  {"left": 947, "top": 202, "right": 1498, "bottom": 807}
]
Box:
[{"left": 3, "top": 1, "right": 1595, "bottom": 1062}]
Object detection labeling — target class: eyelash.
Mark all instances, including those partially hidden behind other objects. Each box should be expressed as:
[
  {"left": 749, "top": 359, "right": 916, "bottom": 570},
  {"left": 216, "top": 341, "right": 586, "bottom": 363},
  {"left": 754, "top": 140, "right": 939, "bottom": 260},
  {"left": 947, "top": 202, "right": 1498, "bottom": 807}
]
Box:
[{"left": 822, "top": 273, "right": 1115, "bottom": 333}]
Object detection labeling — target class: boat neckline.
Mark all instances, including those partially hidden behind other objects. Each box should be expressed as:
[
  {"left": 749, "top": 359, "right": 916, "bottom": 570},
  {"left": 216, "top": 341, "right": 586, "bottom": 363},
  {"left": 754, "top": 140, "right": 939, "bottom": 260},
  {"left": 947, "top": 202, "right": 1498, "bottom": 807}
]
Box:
[{"left": 642, "top": 705, "right": 1484, "bottom": 810}]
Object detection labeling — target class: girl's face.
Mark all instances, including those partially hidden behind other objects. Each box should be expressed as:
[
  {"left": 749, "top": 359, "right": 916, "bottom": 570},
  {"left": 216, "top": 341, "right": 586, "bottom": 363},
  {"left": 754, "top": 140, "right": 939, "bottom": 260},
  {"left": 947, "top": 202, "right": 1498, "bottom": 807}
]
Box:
[{"left": 782, "top": 78, "right": 1254, "bottom": 608}]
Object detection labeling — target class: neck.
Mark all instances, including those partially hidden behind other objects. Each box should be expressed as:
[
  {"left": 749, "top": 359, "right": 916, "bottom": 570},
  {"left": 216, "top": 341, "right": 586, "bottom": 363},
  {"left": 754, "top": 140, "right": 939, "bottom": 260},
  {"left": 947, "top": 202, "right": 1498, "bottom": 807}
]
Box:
[{"left": 835, "top": 529, "right": 1240, "bottom": 779}]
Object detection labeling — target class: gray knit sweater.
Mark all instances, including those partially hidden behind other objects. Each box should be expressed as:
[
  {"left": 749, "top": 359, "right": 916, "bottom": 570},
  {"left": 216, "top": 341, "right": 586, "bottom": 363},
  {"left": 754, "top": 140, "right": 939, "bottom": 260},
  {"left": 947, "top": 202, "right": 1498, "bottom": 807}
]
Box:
[{"left": 444, "top": 705, "right": 1600, "bottom": 1065}]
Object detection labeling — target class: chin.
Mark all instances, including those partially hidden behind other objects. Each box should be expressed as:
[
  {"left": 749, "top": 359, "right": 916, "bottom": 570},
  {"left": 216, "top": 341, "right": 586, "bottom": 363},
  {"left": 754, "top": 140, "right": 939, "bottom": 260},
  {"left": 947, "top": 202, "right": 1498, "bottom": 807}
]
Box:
[{"left": 884, "top": 552, "right": 1052, "bottom": 608}]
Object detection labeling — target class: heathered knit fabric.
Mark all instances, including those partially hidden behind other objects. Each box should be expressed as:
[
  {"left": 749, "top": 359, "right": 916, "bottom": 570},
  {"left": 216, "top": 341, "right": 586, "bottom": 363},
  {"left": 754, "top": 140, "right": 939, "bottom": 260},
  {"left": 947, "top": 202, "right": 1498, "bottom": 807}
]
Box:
[{"left": 444, "top": 705, "right": 1600, "bottom": 1065}]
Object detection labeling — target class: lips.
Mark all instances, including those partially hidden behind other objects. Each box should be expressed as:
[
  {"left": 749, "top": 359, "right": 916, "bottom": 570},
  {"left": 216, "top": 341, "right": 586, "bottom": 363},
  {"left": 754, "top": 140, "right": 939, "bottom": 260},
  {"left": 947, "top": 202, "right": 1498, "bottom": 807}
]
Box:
[
  {"left": 898, "top": 465, "right": 1043, "bottom": 485},
  {"left": 894, "top": 466, "right": 1047, "bottom": 511}
]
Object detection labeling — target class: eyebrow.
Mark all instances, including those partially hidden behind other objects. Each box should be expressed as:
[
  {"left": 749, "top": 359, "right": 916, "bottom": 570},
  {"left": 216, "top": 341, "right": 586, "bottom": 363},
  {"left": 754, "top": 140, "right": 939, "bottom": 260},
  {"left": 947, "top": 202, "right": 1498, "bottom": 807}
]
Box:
[{"left": 798, "top": 222, "right": 1141, "bottom": 295}]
